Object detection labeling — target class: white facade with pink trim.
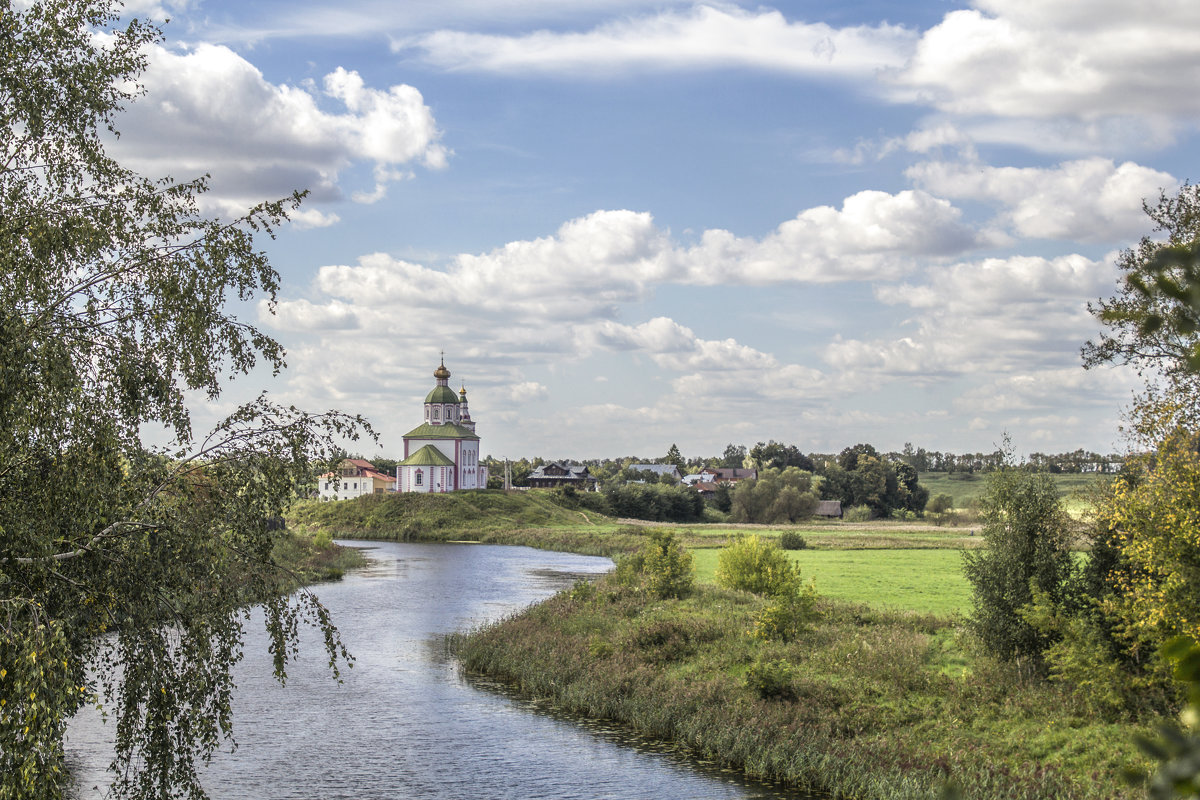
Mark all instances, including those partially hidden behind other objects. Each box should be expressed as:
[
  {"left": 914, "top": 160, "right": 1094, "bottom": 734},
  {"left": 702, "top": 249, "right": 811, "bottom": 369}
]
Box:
[{"left": 395, "top": 359, "right": 488, "bottom": 493}]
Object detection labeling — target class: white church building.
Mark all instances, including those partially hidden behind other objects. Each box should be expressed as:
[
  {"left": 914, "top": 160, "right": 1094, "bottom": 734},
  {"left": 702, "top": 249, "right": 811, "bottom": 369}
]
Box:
[{"left": 395, "top": 358, "right": 488, "bottom": 493}]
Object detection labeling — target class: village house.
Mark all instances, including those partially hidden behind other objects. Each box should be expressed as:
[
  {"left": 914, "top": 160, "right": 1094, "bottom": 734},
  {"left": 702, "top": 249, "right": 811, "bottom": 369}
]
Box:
[
  {"left": 318, "top": 458, "right": 396, "bottom": 500},
  {"left": 528, "top": 462, "right": 599, "bottom": 490}
]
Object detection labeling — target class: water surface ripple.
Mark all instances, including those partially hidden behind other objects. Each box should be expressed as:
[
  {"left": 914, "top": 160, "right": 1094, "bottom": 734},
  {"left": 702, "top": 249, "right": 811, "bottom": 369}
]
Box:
[{"left": 68, "top": 541, "right": 813, "bottom": 799}]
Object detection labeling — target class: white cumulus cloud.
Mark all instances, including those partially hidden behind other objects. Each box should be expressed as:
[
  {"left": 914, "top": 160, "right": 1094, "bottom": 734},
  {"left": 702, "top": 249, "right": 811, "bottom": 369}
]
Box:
[
  {"left": 907, "top": 157, "right": 1177, "bottom": 241},
  {"left": 109, "top": 42, "right": 447, "bottom": 218}
]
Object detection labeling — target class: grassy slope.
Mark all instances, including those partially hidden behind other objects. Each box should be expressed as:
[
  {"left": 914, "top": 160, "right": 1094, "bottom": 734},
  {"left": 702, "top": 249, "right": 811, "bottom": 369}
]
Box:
[{"left": 286, "top": 491, "right": 643, "bottom": 557}]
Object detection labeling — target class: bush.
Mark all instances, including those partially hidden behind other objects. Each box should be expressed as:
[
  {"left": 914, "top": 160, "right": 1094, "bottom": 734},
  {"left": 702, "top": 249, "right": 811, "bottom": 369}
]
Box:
[
  {"left": 715, "top": 535, "right": 801, "bottom": 597},
  {"left": 963, "top": 467, "right": 1074, "bottom": 663},
  {"left": 779, "top": 531, "right": 807, "bottom": 550},
  {"left": 642, "top": 529, "right": 695, "bottom": 599},
  {"left": 611, "top": 529, "right": 695, "bottom": 599},
  {"left": 927, "top": 493, "right": 955, "bottom": 514},
  {"left": 744, "top": 658, "right": 797, "bottom": 700},
  {"left": 843, "top": 504, "right": 872, "bottom": 522},
  {"left": 752, "top": 583, "right": 820, "bottom": 642}
]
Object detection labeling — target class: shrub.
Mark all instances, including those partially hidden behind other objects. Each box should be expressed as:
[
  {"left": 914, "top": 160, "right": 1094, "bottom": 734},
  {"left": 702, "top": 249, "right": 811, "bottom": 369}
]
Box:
[
  {"left": 744, "top": 658, "right": 797, "bottom": 700},
  {"left": 963, "top": 467, "right": 1074, "bottom": 663},
  {"left": 779, "top": 531, "right": 807, "bottom": 550},
  {"left": 569, "top": 579, "right": 597, "bottom": 603},
  {"left": 642, "top": 529, "right": 694, "bottom": 599},
  {"left": 842, "top": 504, "right": 873, "bottom": 522},
  {"left": 927, "top": 493, "right": 955, "bottom": 515},
  {"left": 611, "top": 549, "right": 646, "bottom": 588},
  {"left": 715, "top": 535, "right": 801, "bottom": 597},
  {"left": 752, "top": 583, "right": 820, "bottom": 642},
  {"left": 312, "top": 529, "right": 333, "bottom": 549}
]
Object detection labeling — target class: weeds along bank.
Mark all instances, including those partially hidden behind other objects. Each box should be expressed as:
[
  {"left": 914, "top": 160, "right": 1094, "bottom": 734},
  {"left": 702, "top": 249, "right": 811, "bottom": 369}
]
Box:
[{"left": 455, "top": 571, "right": 1149, "bottom": 800}]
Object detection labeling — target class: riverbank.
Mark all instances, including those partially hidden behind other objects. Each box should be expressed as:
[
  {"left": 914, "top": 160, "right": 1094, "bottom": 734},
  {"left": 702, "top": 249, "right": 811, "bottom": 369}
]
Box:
[
  {"left": 271, "top": 529, "right": 369, "bottom": 588},
  {"left": 455, "top": 569, "right": 1149, "bottom": 799},
  {"left": 291, "top": 492, "right": 1152, "bottom": 796}
]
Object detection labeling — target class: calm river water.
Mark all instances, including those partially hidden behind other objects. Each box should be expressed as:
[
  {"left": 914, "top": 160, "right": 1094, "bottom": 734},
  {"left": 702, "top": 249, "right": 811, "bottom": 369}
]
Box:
[{"left": 68, "top": 541, "right": 812, "bottom": 799}]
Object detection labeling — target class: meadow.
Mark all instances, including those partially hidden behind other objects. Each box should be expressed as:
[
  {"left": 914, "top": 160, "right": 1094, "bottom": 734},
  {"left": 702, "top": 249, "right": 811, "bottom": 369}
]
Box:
[
  {"left": 918, "top": 471, "right": 1110, "bottom": 516},
  {"left": 691, "top": 546, "right": 973, "bottom": 616}
]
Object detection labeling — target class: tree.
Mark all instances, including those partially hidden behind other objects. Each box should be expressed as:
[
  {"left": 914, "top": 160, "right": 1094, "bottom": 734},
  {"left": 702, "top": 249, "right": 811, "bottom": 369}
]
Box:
[
  {"left": 1084, "top": 183, "right": 1200, "bottom": 387},
  {"left": 663, "top": 443, "right": 685, "bottom": 470},
  {"left": 0, "top": 3, "right": 364, "bottom": 797},
  {"left": 721, "top": 443, "right": 747, "bottom": 469},
  {"left": 962, "top": 466, "right": 1075, "bottom": 664},
  {"left": 749, "top": 440, "right": 814, "bottom": 472},
  {"left": 837, "top": 443, "right": 879, "bottom": 472},
  {"left": 1101, "top": 398, "right": 1200, "bottom": 650}
]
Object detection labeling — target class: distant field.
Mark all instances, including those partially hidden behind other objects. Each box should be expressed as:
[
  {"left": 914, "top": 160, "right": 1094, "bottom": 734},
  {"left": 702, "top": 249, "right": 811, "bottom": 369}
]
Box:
[
  {"left": 690, "top": 546, "right": 972, "bottom": 616},
  {"left": 918, "top": 471, "right": 1110, "bottom": 514}
]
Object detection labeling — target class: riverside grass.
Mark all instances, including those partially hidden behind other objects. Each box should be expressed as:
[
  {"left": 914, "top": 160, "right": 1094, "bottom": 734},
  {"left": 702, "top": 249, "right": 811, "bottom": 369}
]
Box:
[{"left": 456, "top": 574, "right": 1149, "bottom": 800}]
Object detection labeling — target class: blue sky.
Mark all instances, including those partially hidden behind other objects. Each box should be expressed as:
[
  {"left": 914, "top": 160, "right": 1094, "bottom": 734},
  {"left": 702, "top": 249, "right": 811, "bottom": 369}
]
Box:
[{"left": 112, "top": 0, "right": 1200, "bottom": 461}]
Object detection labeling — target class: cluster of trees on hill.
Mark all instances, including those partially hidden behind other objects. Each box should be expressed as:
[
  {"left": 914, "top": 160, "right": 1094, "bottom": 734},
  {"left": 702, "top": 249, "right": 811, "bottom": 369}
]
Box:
[{"left": 475, "top": 441, "right": 929, "bottom": 523}]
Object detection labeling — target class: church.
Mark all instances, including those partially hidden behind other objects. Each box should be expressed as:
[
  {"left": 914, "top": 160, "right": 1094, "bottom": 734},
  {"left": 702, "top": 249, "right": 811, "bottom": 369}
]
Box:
[{"left": 395, "top": 358, "right": 488, "bottom": 493}]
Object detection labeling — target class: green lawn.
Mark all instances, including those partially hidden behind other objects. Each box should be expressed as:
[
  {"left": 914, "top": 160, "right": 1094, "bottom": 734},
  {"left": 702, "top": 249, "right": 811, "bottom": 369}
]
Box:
[{"left": 691, "top": 546, "right": 972, "bottom": 616}]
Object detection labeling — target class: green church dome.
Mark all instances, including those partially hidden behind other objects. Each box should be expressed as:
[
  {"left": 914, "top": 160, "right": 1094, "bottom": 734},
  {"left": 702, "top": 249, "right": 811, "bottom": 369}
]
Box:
[{"left": 425, "top": 385, "right": 460, "bottom": 404}]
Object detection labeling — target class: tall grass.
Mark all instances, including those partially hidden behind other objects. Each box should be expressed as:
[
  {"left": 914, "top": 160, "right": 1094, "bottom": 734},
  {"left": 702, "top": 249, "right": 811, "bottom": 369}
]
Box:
[{"left": 456, "top": 575, "right": 1150, "bottom": 800}]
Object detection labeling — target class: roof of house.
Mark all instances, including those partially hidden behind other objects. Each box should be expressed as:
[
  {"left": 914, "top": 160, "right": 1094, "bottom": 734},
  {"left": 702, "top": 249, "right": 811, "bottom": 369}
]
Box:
[
  {"left": 530, "top": 462, "right": 594, "bottom": 480},
  {"left": 398, "top": 445, "right": 457, "bottom": 467},
  {"left": 815, "top": 500, "right": 843, "bottom": 516},
  {"left": 629, "top": 464, "right": 680, "bottom": 476},
  {"left": 714, "top": 467, "right": 757, "bottom": 481},
  {"left": 402, "top": 421, "right": 479, "bottom": 440}
]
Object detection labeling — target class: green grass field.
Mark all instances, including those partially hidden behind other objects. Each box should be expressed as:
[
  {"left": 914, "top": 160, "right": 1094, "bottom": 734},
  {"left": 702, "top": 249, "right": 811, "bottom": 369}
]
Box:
[
  {"left": 691, "top": 546, "right": 972, "bottom": 616},
  {"left": 918, "top": 470, "right": 1110, "bottom": 510}
]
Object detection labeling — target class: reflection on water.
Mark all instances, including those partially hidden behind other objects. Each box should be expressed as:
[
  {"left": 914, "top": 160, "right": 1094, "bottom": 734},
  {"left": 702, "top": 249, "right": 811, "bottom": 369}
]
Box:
[{"left": 68, "top": 541, "right": 816, "bottom": 799}]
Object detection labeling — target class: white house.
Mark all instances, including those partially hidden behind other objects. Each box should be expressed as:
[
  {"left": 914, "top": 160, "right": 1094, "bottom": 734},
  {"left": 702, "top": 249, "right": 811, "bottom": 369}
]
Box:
[
  {"left": 318, "top": 458, "right": 396, "bottom": 500},
  {"left": 395, "top": 358, "right": 489, "bottom": 493}
]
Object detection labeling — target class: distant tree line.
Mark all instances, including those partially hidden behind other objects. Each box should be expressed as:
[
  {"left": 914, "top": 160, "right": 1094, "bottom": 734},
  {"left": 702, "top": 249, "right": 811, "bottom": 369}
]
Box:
[{"left": 891, "top": 443, "right": 1124, "bottom": 474}]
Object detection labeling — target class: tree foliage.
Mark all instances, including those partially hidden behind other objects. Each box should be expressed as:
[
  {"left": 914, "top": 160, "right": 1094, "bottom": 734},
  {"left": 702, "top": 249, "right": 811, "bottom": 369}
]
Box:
[
  {"left": 749, "top": 440, "right": 814, "bottom": 472},
  {"left": 962, "top": 466, "right": 1075, "bottom": 664},
  {"left": 729, "top": 467, "right": 819, "bottom": 524},
  {"left": 1084, "top": 183, "right": 1200, "bottom": 386},
  {"left": 0, "top": 3, "right": 365, "bottom": 797},
  {"left": 641, "top": 530, "right": 694, "bottom": 600},
  {"left": 715, "top": 535, "right": 802, "bottom": 597},
  {"left": 1100, "top": 397, "right": 1200, "bottom": 650},
  {"left": 817, "top": 449, "right": 928, "bottom": 518}
]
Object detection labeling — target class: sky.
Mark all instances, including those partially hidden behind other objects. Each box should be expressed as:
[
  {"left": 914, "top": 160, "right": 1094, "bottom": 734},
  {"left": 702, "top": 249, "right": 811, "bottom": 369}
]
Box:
[{"left": 107, "top": 0, "right": 1200, "bottom": 462}]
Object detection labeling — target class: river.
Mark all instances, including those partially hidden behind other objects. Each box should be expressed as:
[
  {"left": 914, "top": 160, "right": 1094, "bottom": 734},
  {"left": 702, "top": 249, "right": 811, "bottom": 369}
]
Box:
[{"left": 68, "top": 541, "right": 812, "bottom": 799}]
